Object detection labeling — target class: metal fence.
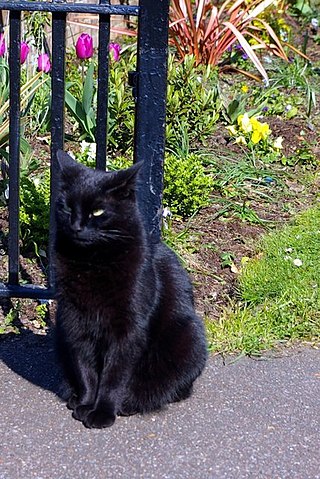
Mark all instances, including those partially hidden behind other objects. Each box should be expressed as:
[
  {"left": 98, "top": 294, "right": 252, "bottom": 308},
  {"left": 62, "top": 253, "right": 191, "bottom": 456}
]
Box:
[{"left": 0, "top": 0, "right": 170, "bottom": 300}]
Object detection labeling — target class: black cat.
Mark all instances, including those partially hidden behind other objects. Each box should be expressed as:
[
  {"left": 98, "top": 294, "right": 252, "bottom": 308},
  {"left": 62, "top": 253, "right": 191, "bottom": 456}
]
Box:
[{"left": 55, "top": 150, "right": 207, "bottom": 429}]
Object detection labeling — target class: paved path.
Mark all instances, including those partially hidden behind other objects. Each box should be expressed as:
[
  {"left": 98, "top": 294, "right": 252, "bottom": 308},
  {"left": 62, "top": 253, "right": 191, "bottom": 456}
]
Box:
[{"left": 0, "top": 333, "right": 319, "bottom": 479}]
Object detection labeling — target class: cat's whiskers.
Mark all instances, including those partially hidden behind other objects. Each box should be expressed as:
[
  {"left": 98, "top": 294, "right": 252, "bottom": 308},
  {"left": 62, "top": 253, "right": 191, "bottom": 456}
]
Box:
[{"left": 101, "top": 229, "right": 135, "bottom": 242}]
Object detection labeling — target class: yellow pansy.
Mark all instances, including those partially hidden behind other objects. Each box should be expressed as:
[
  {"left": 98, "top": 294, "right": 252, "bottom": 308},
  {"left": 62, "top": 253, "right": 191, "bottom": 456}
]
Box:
[
  {"left": 250, "top": 120, "right": 271, "bottom": 144},
  {"left": 226, "top": 125, "right": 237, "bottom": 136},
  {"left": 235, "top": 135, "right": 247, "bottom": 145},
  {"left": 237, "top": 113, "right": 252, "bottom": 134}
]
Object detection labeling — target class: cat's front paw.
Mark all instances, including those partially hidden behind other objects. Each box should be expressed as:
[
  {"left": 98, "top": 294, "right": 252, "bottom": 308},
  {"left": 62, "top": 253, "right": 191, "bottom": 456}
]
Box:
[
  {"left": 67, "top": 393, "right": 79, "bottom": 410},
  {"left": 72, "top": 404, "right": 93, "bottom": 422},
  {"left": 83, "top": 409, "right": 116, "bottom": 429}
]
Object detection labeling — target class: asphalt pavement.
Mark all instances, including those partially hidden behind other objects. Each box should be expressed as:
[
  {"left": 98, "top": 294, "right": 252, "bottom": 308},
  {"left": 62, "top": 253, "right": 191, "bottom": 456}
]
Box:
[{"left": 0, "top": 332, "right": 319, "bottom": 479}]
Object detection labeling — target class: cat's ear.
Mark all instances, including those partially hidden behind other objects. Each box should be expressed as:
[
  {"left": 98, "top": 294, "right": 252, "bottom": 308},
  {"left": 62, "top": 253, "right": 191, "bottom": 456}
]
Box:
[
  {"left": 107, "top": 161, "right": 143, "bottom": 197},
  {"left": 121, "top": 161, "right": 143, "bottom": 185},
  {"left": 56, "top": 150, "right": 79, "bottom": 172},
  {"left": 56, "top": 150, "right": 85, "bottom": 185}
]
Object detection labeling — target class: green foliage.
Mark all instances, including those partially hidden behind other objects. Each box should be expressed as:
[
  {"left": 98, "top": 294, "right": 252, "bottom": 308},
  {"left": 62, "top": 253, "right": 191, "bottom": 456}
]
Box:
[
  {"left": 35, "top": 303, "right": 48, "bottom": 328},
  {"left": 65, "top": 53, "right": 136, "bottom": 150},
  {"left": 163, "top": 152, "right": 214, "bottom": 217},
  {"left": 220, "top": 252, "right": 236, "bottom": 269},
  {"left": 166, "top": 55, "right": 220, "bottom": 148},
  {"left": 0, "top": 306, "right": 19, "bottom": 335},
  {"left": 255, "top": 57, "right": 317, "bottom": 117},
  {"left": 26, "top": 77, "right": 51, "bottom": 134},
  {"left": 19, "top": 169, "right": 51, "bottom": 250},
  {"left": 0, "top": 63, "right": 47, "bottom": 160},
  {"left": 24, "top": 10, "right": 51, "bottom": 50},
  {"left": 65, "top": 53, "right": 220, "bottom": 153},
  {"left": 108, "top": 57, "right": 135, "bottom": 151},
  {"left": 207, "top": 206, "right": 320, "bottom": 355},
  {"left": 288, "top": 0, "right": 316, "bottom": 19},
  {"left": 65, "top": 62, "right": 97, "bottom": 141}
]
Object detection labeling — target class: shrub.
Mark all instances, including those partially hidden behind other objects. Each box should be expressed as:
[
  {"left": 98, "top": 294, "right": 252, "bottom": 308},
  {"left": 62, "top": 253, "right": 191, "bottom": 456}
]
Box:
[
  {"left": 166, "top": 55, "right": 220, "bottom": 148},
  {"left": 65, "top": 52, "right": 220, "bottom": 153},
  {"left": 163, "top": 153, "right": 214, "bottom": 217},
  {"left": 20, "top": 170, "right": 50, "bottom": 251}
]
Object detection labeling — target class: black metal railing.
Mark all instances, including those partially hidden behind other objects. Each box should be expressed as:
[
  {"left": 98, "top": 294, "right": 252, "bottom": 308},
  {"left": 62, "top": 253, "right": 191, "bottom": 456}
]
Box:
[{"left": 0, "top": 0, "right": 170, "bottom": 299}]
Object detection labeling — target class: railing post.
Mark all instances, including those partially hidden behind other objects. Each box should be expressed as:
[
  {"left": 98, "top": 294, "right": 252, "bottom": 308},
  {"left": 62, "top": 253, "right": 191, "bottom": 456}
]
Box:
[
  {"left": 96, "top": 0, "right": 111, "bottom": 171},
  {"left": 134, "top": 0, "right": 170, "bottom": 243},
  {"left": 8, "top": 10, "right": 21, "bottom": 285},
  {"left": 0, "top": 0, "right": 170, "bottom": 299},
  {"left": 49, "top": 10, "right": 66, "bottom": 289}
]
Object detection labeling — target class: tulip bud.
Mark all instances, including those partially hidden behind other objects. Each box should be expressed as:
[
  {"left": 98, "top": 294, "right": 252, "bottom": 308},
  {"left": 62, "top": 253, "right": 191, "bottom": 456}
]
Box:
[
  {"left": 20, "top": 42, "right": 30, "bottom": 64},
  {"left": 76, "top": 33, "right": 93, "bottom": 60},
  {"left": 109, "top": 43, "right": 121, "bottom": 61},
  {"left": 0, "top": 33, "right": 6, "bottom": 57},
  {"left": 37, "top": 53, "right": 51, "bottom": 73}
]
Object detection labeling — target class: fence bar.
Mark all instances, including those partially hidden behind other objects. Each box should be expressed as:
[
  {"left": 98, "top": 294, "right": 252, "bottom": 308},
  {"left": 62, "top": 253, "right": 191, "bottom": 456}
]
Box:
[
  {"left": 96, "top": 0, "right": 110, "bottom": 170},
  {"left": 8, "top": 10, "right": 21, "bottom": 285},
  {"left": 49, "top": 11, "right": 66, "bottom": 289},
  {"left": 0, "top": 284, "right": 55, "bottom": 300},
  {"left": 0, "top": 2, "right": 139, "bottom": 16},
  {"left": 134, "top": 0, "right": 170, "bottom": 243}
]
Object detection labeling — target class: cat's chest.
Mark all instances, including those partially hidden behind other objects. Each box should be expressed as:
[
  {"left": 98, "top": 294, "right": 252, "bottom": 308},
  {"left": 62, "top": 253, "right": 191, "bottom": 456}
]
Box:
[{"left": 59, "top": 262, "right": 134, "bottom": 308}]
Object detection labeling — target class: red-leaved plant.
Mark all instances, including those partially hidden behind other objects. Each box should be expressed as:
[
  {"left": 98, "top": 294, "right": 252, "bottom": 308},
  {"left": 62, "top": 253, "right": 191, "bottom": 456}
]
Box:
[{"left": 169, "top": 0, "right": 302, "bottom": 82}]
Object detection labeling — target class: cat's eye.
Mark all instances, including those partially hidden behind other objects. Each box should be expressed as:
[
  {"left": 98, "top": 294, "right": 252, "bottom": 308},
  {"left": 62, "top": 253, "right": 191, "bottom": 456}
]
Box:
[{"left": 91, "top": 208, "right": 105, "bottom": 217}]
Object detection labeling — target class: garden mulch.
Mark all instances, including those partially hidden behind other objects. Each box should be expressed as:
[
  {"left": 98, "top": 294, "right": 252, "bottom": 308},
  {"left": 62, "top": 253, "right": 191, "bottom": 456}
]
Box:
[{"left": 0, "top": 111, "right": 320, "bottom": 330}]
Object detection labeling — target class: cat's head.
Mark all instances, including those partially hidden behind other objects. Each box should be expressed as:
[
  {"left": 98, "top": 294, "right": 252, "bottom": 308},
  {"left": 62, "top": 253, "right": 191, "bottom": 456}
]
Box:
[{"left": 55, "top": 150, "right": 143, "bottom": 252}]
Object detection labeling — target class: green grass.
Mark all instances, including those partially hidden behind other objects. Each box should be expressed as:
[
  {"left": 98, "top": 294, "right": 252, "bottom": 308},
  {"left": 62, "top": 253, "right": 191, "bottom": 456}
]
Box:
[{"left": 207, "top": 206, "right": 320, "bottom": 355}]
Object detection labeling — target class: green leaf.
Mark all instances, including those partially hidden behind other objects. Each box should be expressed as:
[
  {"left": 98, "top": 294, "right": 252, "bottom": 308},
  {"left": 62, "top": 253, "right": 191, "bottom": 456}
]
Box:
[
  {"left": 65, "top": 90, "right": 87, "bottom": 128},
  {"left": 286, "top": 106, "right": 298, "bottom": 119},
  {"left": 82, "top": 62, "right": 95, "bottom": 116}
]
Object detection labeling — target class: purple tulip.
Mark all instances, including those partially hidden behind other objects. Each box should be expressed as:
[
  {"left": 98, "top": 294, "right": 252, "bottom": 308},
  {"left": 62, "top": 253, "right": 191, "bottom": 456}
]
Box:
[
  {"left": 37, "top": 53, "right": 51, "bottom": 73},
  {"left": 0, "top": 33, "right": 6, "bottom": 57},
  {"left": 109, "top": 43, "right": 121, "bottom": 61},
  {"left": 20, "top": 42, "right": 30, "bottom": 64},
  {"left": 76, "top": 33, "right": 93, "bottom": 59}
]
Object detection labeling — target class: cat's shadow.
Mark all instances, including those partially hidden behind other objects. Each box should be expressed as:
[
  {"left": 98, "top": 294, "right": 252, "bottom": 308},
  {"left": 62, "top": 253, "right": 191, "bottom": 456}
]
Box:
[{"left": 0, "top": 329, "right": 65, "bottom": 399}]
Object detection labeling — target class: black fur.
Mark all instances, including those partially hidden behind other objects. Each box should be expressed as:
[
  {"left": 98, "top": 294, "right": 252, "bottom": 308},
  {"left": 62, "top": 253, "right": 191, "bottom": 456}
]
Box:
[{"left": 55, "top": 150, "right": 207, "bottom": 429}]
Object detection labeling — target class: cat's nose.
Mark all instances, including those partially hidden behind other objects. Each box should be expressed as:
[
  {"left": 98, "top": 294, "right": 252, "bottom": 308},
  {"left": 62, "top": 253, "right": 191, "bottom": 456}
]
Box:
[{"left": 71, "top": 220, "right": 82, "bottom": 232}]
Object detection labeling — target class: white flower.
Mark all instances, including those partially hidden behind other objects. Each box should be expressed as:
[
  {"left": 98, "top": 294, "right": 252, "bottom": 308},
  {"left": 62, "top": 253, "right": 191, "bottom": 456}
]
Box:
[
  {"left": 262, "top": 56, "right": 273, "bottom": 64},
  {"left": 162, "top": 207, "right": 172, "bottom": 219},
  {"left": 80, "top": 141, "right": 90, "bottom": 153},
  {"left": 285, "top": 247, "right": 293, "bottom": 253},
  {"left": 293, "top": 258, "right": 303, "bottom": 267},
  {"left": 274, "top": 136, "right": 284, "bottom": 150},
  {"left": 311, "top": 18, "right": 319, "bottom": 29},
  {"left": 80, "top": 141, "right": 96, "bottom": 160}
]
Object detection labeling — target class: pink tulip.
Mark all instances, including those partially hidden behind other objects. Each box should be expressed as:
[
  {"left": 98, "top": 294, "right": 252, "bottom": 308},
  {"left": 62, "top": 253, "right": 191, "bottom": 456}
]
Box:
[
  {"left": 0, "top": 33, "right": 6, "bottom": 57},
  {"left": 76, "top": 33, "right": 93, "bottom": 60},
  {"left": 109, "top": 43, "right": 121, "bottom": 61},
  {"left": 37, "top": 53, "right": 51, "bottom": 73},
  {"left": 20, "top": 42, "right": 29, "bottom": 64}
]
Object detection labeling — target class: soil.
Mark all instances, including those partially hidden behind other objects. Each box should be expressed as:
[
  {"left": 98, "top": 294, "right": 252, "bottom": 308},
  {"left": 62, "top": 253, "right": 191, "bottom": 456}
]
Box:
[
  {"left": 1, "top": 114, "right": 319, "bottom": 336},
  {"left": 0, "top": 36, "right": 320, "bottom": 336}
]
